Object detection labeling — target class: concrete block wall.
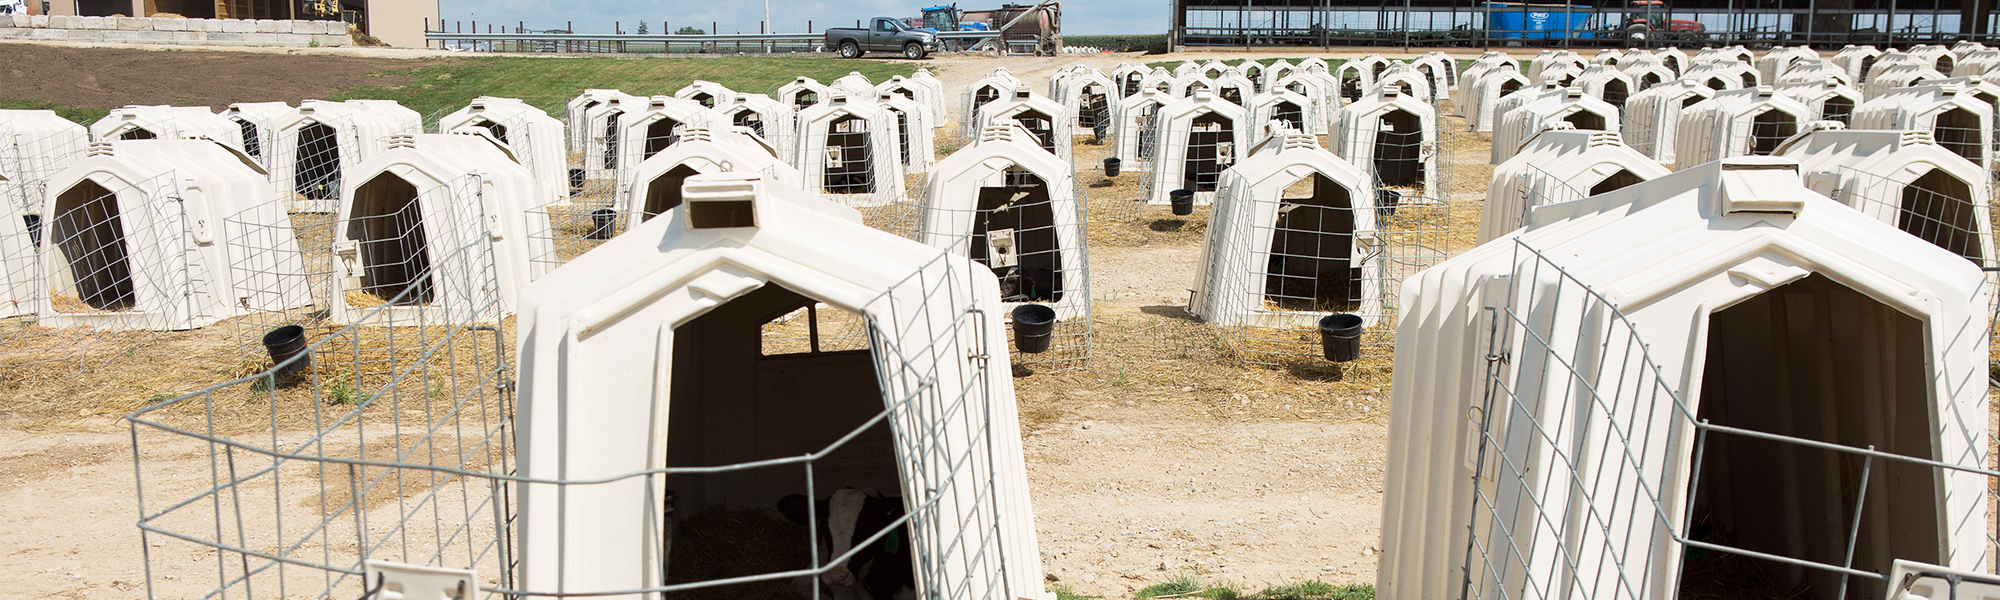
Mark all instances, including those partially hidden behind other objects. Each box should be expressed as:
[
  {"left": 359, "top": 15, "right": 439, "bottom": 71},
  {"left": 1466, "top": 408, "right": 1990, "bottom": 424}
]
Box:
[{"left": 0, "top": 15, "right": 349, "bottom": 47}]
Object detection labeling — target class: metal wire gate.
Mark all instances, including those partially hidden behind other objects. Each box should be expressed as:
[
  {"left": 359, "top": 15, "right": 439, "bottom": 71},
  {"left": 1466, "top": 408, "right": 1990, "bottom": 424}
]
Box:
[{"left": 1463, "top": 239, "right": 1997, "bottom": 600}]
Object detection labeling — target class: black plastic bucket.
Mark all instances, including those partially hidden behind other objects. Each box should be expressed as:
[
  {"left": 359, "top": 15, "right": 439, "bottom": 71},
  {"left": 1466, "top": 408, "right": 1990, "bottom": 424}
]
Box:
[
  {"left": 569, "top": 168, "right": 586, "bottom": 194},
  {"left": 1011, "top": 304, "right": 1057, "bottom": 354},
  {"left": 1103, "top": 157, "right": 1121, "bottom": 177},
  {"left": 22, "top": 214, "right": 41, "bottom": 249},
  {"left": 262, "top": 325, "right": 311, "bottom": 377},
  {"left": 1375, "top": 189, "right": 1401, "bottom": 219},
  {"left": 589, "top": 208, "right": 618, "bottom": 240},
  {"left": 1319, "top": 313, "right": 1364, "bottom": 363},
  {"left": 1169, "top": 188, "right": 1195, "bottom": 216}
]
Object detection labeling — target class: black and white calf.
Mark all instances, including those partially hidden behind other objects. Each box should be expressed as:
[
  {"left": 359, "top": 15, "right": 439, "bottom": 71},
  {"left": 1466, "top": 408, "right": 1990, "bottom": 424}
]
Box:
[{"left": 778, "top": 488, "right": 916, "bottom": 600}]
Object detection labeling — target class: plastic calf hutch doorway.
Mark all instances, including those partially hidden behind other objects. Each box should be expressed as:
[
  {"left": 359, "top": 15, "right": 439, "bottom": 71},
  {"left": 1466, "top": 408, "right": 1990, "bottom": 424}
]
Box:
[
  {"left": 345, "top": 172, "right": 434, "bottom": 306},
  {"left": 1682, "top": 273, "right": 1940, "bottom": 600}
]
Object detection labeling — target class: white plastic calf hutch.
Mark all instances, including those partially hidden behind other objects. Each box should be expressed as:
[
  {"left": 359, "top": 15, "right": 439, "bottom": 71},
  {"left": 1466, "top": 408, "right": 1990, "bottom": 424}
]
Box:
[
  {"left": 715, "top": 94, "right": 795, "bottom": 155},
  {"left": 1757, "top": 45, "right": 1819, "bottom": 82},
  {"left": 1853, "top": 82, "right": 1995, "bottom": 172},
  {"left": 777, "top": 76, "right": 833, "bottom": 113},
  {"left": 832, "top": 71, "right": 876, "bottom": 100},
  {"left": 1336, "top": 87, "right": 1438, "bottom": 193},
  {"left": 330, "top": 134, "right": 551, "bottom": 324},
  {"left": 972, "top": 87, "right": 1072, "bottom": 162},
  {"left": 89, "top": 106, "right": 244, "bottom": 152},
  {"left": 1051, "top": 68, "right": 1115, "bottom": 134},
  {"left": 1866, "top": 63, "right": 1952, "bottom": 100},
  {"left": 1249, "top": 89, "right": 1322, "bottom": 144},
  {"left": 37, "top": 140, "right": 307, "bottom": 330},
  {"left": 1458, "top": 53, "right": 1522, "bottom": 117},
  {"left": 1147, "top": 90, "right": 1251, "bottom": 205},
  {"left": 440, "top": 97, "right": 569, "bottom": 209},
  {"left": 0, "top": 109, "right": 88, "bottom": 212},
  {"left": 1833, "top": 44, "right": 1885, "bottom": 84},
  {"left": 619, "top": 126, "right": 805, "bottom": 231},
  {"left": 1491, "top": 85, "right": 1620, "bottom": 164},
  {"left": 1411, "top": 52, "right": 1457, "bottom": 103},
  {"left": 1653, "top": 46, "right": 1690, "bottom": 76},
  {"left": 1673, "top": 86, "right": 1812, "bottom": 170},
  {"left": 615, "top": 96, "right": 718, "bottom": 185},
  {"left": 1466, "top": 65, "right": 1531, "bottom": 132},
  {"left": 1777, "top": 124, "right": 1996, "bottom": 268},
  {"left": 877, "top": 75, "right": 943, "bottom": 128},
  {"left": 512, "top": 171, "right": 1049, "bottom": 600},
  {"left": 878, "top": 91, "right": 937, "bottom": 174},
  {"left": 1369, "top": 63, "right": 1435, "bottom": 104},
  {"left": 673, "top": 80, "right": 735, "bottom": 109},
  {"left": 566, "top": 89, "right": 639, "bottom": 154},
  {"left": 1776, "top": 58, "right": 1852, "bottom": 86},
  {"left": 269, "top": 99, "right": 423, "bottom": 212},
  {"left": 1479, "top": 127, "right": 1668, "bottom": 244},
  {"left": 1112, "top": 88, "right": 1169, "bottom": 167},
  {"left": 913, "top": 124, "right": 1090, "bottom": 365},
  {"left": 1683, "top": 60, "right": 1760, "bottom": 91},
  {"left": 1575, "top": 65, "right": 1639, "bottom": 111},
  {"left": 795, "top": 94, "right": 906, "bottom": 207},
  {"left": 1190, "top": 128, "right": 1384, "bottom": 335},
  {"left": 1380, "top": 157, "right": 1991, "bottom": 600},
  {"left": 1776, "top": 78, "right": 1863, "bottom": 125},
  {"left": 1621, "top": 78, "right": 1715, "bottom": 163}
]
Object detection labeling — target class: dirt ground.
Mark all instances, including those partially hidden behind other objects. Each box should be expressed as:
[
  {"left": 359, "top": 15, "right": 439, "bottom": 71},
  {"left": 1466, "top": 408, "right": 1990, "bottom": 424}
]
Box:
[{"left": 0, "top": 40, "right": 1512, "bottom": 599}]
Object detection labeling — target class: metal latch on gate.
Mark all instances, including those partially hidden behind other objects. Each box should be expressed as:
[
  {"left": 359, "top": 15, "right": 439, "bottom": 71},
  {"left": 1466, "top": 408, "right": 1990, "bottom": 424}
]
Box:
[{"left": 361, "top": 560, "right": 477, "bottom": 600}]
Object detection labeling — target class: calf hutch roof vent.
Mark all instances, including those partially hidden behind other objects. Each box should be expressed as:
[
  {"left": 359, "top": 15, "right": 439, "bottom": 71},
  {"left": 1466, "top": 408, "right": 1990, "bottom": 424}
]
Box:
[
  {"left": 1465, "top": 65, "right": 1531, "bottom": 133},
  {"left": 1491, "top": 86, "right": 1620, "bottom": 164},
  {"left": 912, "top": 123, "right": 1091, "bottom": 367},
  {"left": 269, "top": 99, "right": 423, "bottom": 212},
  {"left": 1480, "top": 127, "right": 1668, "bottom": 243},
  {"left": 511, "top": 171, "right": 1046, "bottom": 599},
  {"left": 1336, "top": 86, "right": 1439, "bottom": 193},
  {"left": 1777, "top": 126, "right": 1995, "bottom": 267},
  {"left": 974, "top": 87, "right": 1072, "bottom": 163},
  {"left": 440, "top": 97, "right": 570, "bottom": 209},
  {"left": 35, "top": 140, "right": 306, "bottom": 330},
  {"left": 1147, "top": 90, "right": 1251, "bottom": 205},
  {"left": 1674, "top": 86, "right": 1813, "bottom": 170},
  {"left": 330, "top": 134, "right": 550, "bottom": 324},
  {"left": 794, "top": 94, "right": 906, "bottom": 207},
  {"left": 616, "top": 125, "right": 803, "bottom": 231},
  {"left": 1190, "top": 128, "right": 1385, "bottom": 342},
  {"left": 1380, "top": 157, "right": 1991, "bottom": 600},
  {"left": 0, "top": 109, "right": 90, "bottom": 211},
  {"left": 1621, "top": 78, "right": 1715, "bottom": 164},
  {"left": 88, "top": 106, "right": 245, "bottom": 154},
  {"left": 1853, "top": 83, "right": 1995, "bottom": 172}
]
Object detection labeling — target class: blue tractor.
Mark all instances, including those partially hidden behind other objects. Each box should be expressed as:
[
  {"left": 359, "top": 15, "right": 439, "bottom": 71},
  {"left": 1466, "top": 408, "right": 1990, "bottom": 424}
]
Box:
[{"left": 917, "top": 4, "right": 991, "bottom": 51}]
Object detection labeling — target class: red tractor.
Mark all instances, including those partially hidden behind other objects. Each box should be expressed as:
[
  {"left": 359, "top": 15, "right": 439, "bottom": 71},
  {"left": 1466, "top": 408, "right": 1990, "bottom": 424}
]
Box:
[{"left": 1620, "top": 0, "right": 1705, "bottom": 46}]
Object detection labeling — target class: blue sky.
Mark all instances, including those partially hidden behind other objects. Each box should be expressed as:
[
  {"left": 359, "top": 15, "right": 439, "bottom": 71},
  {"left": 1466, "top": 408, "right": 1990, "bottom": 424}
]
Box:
[{"left": 438, "top": 0, "right": 1163, "bottom": 36}]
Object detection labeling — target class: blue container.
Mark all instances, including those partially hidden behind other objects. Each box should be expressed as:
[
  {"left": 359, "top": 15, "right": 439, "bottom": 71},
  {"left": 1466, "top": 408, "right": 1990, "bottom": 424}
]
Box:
[{"left": 1486, "top": 2, "right": 1595, "bottom": 39}]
